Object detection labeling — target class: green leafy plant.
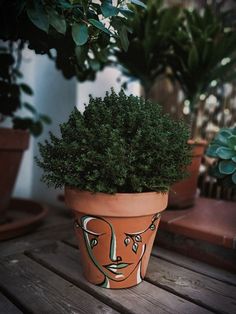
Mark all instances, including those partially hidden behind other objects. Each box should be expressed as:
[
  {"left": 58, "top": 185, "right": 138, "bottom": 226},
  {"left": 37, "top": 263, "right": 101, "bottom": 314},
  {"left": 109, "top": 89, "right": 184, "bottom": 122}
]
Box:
[
  {"left": 111, "top": 1, "right": 236, "bottom": 138},
  {"left": 0, "top": 0, "right": 146, "bottom": 81},
  {"left": 0, "top": 43, "right": 51, "bottom": 136},
  {"left": 169, "top": 6, "right": 236, "bottom": 113},
  {"left": 113, "top": 0, "right": 181, "bottom": 97},
  {"left": 206, "top": 127, "right": 236, "bottom": 188},
  {"left": 37, "top": 89, "right": 191, "bottom": 194}
]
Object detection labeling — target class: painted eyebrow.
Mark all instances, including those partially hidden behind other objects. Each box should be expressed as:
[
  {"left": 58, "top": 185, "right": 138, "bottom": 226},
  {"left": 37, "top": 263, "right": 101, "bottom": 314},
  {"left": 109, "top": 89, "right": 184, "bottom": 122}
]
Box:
[{"left": 75, "top": 219, "right": 105, "bottom": 236}]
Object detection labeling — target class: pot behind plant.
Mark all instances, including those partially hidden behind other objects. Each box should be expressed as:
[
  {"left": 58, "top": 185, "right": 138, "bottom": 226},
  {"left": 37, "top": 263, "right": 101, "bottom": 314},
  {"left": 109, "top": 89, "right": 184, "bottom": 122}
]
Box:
[
  {"left": 168, "top": 140, "right": 207, "bottom": 209},
  {"left": 0, "top": 128, "right": 29, "bottom": 223},
  {"left": 65, "top": 188, "right": 168, "bottom": 289}
]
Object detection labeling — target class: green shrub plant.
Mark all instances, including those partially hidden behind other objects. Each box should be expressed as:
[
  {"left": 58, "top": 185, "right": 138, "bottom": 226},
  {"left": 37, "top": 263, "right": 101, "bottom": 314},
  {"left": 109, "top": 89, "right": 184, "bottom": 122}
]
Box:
[{"left": 37, "top": 89, "right": 191, "bottom": 194}]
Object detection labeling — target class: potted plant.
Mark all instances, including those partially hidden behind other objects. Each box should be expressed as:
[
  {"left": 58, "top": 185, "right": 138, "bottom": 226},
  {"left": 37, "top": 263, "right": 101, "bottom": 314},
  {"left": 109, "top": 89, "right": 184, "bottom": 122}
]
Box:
[
  {"left": 0, "top": 43, "right": 51, "bottom": 224},
  {"left": 111, "top": 1, "right": 236, "bottom": 208},
  {"left": 206, "top": 127, "right": 236, "bottom": 189},
  {"left": 37, "top": 89, "right": 191, "bottom": 288}
]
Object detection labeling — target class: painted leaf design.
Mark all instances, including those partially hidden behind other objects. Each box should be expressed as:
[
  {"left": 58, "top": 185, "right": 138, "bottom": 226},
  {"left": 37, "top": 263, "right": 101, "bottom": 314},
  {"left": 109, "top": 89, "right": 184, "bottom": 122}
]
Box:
[
  {"left": 135, "top": 235, "right": 142, "bottom": 242},
  {"left": 132, "top": 242, "right": 138, "bottom": 253},
  {"left": 150, "top": 224, "right": 156, "bottom": 231},
  {"left": 124, "top": 236, "right": 131, "bottom": 246},
  {"left": 90, "top": 238, "right": 98, "bottom": 249}
]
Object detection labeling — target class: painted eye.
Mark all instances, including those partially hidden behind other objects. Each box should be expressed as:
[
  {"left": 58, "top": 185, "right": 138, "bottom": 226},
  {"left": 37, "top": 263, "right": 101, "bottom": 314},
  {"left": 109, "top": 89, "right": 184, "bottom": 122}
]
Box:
[
  {"left": 90, "top": 238, "right": 98, "bottom": 249},
  {"left": 132, "top": 242, "right": 138, "bottom": 253},
  {"left": 135, "top": 235, "right": 142, "bottom": 242},
  {"left": 124, "top": 237, "right": 131, "bottom": 246},
  {"left": 150, "top": 224, "right": 156, "bottom": 231}
]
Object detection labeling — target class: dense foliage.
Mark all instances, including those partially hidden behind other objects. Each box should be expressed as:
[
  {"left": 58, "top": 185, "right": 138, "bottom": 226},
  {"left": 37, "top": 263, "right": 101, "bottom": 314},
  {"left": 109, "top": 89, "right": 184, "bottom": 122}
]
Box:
[
  {"left": 37, "top": 90, "right": 191, "bottom": 194},
  {"left": 0, "top": 0, "right": 145, "bottom": 81},
  {"left": 0, "top": 44, "right": 51, "bottom": 136},
  {"left": 114, "top": 0, "right": 181, "bottom": 96},
  {"left": 113, "top": 1, "right": 236, "bottom": 111},
  {"left": 206, "top": 128, "right": 236, "bottom": 188}
]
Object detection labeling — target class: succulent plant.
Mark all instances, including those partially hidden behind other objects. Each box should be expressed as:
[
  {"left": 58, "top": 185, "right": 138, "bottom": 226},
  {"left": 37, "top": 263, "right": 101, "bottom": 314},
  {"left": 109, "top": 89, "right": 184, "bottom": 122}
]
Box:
[{"left": 206, "top": 127, "right": 236, "bottom": 188}]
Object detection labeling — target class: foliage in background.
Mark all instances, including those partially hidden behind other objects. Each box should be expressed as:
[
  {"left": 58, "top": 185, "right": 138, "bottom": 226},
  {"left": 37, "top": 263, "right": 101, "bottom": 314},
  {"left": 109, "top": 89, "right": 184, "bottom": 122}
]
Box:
[
  {"left": 170, "top": 5, "right": 236, "bottom": 111},
  {"left": 111, "top": 0, "right": 236, "bottom": 138},
  {"left": 206, "top": 127, "right": 236, "bottom": 189},
  {"left": 0, "top": 43, "right": 51, "bottom": 136},
  {"left": 0, "top": 0, "right": 145, "bottom": 81},
  {"left": 37, "top": 90, "right": 191, "bottom": 194},
  {"left": 113, "top": 0, "right": 181, "bottom": 96}
]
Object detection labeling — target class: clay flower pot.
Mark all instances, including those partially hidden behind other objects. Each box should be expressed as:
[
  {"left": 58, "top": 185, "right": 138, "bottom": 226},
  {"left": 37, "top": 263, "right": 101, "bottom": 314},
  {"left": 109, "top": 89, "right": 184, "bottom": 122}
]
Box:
[
  {"left": 0, "top": 128, "right": 29, "bottom": 223},
  {"left": 168, "top": 140, "right": 207, "bottom": 209},
  {"left": 65, "top": 188, "right": 168, "bottom": 289}
]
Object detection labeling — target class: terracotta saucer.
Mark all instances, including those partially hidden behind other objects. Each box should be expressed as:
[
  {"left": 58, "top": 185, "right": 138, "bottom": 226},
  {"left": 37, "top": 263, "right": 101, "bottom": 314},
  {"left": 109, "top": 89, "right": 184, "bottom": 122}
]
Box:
[{"left": 0, "top": 198, "right": 48, "bottom": 241}]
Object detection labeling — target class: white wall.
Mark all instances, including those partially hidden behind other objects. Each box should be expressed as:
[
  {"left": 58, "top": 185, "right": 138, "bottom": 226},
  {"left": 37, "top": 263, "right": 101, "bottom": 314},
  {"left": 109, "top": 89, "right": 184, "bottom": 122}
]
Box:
[
  {"left": 13, "top": 54, "right": 140, "bottom": 206},
  {"left": 13, "top": 49, "right": 76, "bottom": 207}
]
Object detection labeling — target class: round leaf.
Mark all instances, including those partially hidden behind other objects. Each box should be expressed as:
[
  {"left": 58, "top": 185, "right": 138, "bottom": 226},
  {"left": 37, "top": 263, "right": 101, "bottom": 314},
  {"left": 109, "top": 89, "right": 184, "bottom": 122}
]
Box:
[
  {"left": 72, "top": 23, "right": 89, "bottom": 46},
  {"left": 88, "top": 19, "right": 111, "bottom": 35},
  {"left": 48, "top": 9, "right": 66, "bottom": 34},
  {"left": 216, "top": 147, "right": 235, "bottom": 159},
  {"left": 228, "top": 135, "right": 236, "bottom": 150},
  {"left": 219, "top": 160, "right": 236, "bottom": 175},
  {"left": 206, "top": 144, "right": 219, "bottom": 158},
  {"left": 27, "top": 0, "right": 49, "bottom": 33},
  {"left": 232, "top": 171, "right": 236, "bottom": 184}
]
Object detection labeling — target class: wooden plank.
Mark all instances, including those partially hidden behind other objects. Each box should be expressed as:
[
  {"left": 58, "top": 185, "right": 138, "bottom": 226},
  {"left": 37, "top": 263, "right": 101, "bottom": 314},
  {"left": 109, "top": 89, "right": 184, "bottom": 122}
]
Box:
[
  {"left": 27, "top": 241, "right": 211, "bottom": 314},
  {"left": 64, "top": 237, "right": 236, "bottom": 286},
  {"left": 152, "top": 246, "right": 236, "bottom": 286},
  {"left": 0, "top": 293, "right": 22, "bottom": 314},
  {"left": 0, "top": 254, "right": 118, "bottom": 314},
  {"left": 0, "top": 222, "right": 74, "bottom": 258},
  {"left": 146, "top": 255, "right": 236, "bottom": 314}
]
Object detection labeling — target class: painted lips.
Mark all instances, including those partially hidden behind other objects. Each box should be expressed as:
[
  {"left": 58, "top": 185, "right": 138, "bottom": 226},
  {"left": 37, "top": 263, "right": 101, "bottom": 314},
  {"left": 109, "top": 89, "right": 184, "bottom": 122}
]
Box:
[{"left": 104, "top": 263, "right": 132, "bottom": 274}]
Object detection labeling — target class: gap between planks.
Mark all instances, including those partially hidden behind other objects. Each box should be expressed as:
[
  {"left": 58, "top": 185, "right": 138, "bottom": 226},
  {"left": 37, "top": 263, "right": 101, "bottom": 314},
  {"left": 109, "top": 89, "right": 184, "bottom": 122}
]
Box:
[
  {"left": 64, "top": 236, "right": 236, "bottom": 287},
  {"left": 25, "top": 241, "right": 213, "bottom": 314},
  {"left": 62, "top": 238, "right": 236, "bottom": 314}
]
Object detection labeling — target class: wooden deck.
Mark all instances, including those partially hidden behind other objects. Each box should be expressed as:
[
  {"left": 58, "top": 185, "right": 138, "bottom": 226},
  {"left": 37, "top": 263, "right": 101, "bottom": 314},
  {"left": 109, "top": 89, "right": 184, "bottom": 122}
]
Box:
[{"left": 0, "top": 205, "right": 236, "bottom": 314}]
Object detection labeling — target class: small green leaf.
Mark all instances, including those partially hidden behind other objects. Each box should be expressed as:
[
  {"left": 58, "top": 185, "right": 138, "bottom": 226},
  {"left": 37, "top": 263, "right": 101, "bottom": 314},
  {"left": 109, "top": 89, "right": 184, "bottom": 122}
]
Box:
[
  {"left": 101, "top": 0, "right": 119, "bottom": 18},
  {"left": 88, "top": 19, "right": 111, "bottom": 35},
  {"left": 188, "top": 46, "right": 199, "bottom": 69},
  {"left": 228, "top": 135, "right": 236, "bottom": 150},
  {"left": 40, "top": 114, "right": 52, "bottom": 124},
  {"left": 132, "top": 242, "right": 138, "bottom": 253},
  {"left": 206, "top": 144, "right": 219, "bottom": 158},
  {"left": 72, "top": 23, "right": 89, "bottom": 46},
  {"left": 130, "top": 0, "right": 146, "bottom": 9},
  {"left": 48, "top": 9, "right": 66, "bottom": 34},
  {"left": 20, "top": 84, "right": 33, "bottom": 95},
  {"left": 30, "top": 120, "right": 43, "bottom": 137},
  {"left": 27, "top": 0, "right": 49, "bottom": 33},
  {"left": 119, "top": 26, "right": 129, "bottom": 51},
  {"left": 216, "top": 147, "right": 235, "bottom": 159},
  {"left": 219, "top": 160, "right": 236, "bottom": 175},
  {"left": 24, "top": 102, "right": 36, "bottom": 114},
  {"left": 216, "top": 129, "right": 232, "bottom": 145},
  {"left": 232, "top": 171, "right": 236, "bottom": 184},
  {"left": 232, "top": 156, "right": 236, "bottom": 163}
]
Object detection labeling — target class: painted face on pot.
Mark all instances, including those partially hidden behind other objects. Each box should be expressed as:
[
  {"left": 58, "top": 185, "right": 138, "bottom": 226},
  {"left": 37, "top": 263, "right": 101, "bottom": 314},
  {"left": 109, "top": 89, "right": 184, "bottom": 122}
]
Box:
[{"left": 74, "top": 213, "right": 161, "bottom": 288}]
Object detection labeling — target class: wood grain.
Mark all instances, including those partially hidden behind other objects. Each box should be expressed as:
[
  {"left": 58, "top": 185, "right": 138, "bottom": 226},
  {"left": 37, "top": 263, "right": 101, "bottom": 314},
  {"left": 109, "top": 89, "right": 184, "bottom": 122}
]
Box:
[
  {"left": 27, "top": 241, "right": 211, "bottom": 314},
  {"left": 0, "top": 254, "right": 118, "bottom": 314},
  {"left": 146, "top": 255, "right": 236, "bottom": 314},
  {"left": 0, "top": 222, "right": 73, "bottom": 258},
  {"left": 0, "top": 293, "right": 22, "bottom": 314}
]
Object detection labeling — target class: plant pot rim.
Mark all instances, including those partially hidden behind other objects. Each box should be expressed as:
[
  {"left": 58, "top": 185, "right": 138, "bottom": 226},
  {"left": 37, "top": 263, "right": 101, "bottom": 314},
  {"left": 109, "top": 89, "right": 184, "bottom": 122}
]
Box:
[
  {"left": 65, "top": 187, "right": 168, "bottom": 218},
  {"left": 188, "top": 139, "right": 208, "bottom": 146},
  {"left": 0, "top": 127, "right": 30, "bottom": 150}
]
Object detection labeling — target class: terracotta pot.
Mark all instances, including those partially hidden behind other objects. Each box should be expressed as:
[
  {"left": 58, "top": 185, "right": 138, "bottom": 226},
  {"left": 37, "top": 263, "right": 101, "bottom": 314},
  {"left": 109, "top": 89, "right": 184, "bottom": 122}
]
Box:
[
  {"left": 0, "top": 128, "right": 29, "bottom": 223},
  {"left": 65, "top": 188, "right": 168, "bottom": 289},
  {"left": 168, "top": 140, "right": 207, "bottom": 209}
]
